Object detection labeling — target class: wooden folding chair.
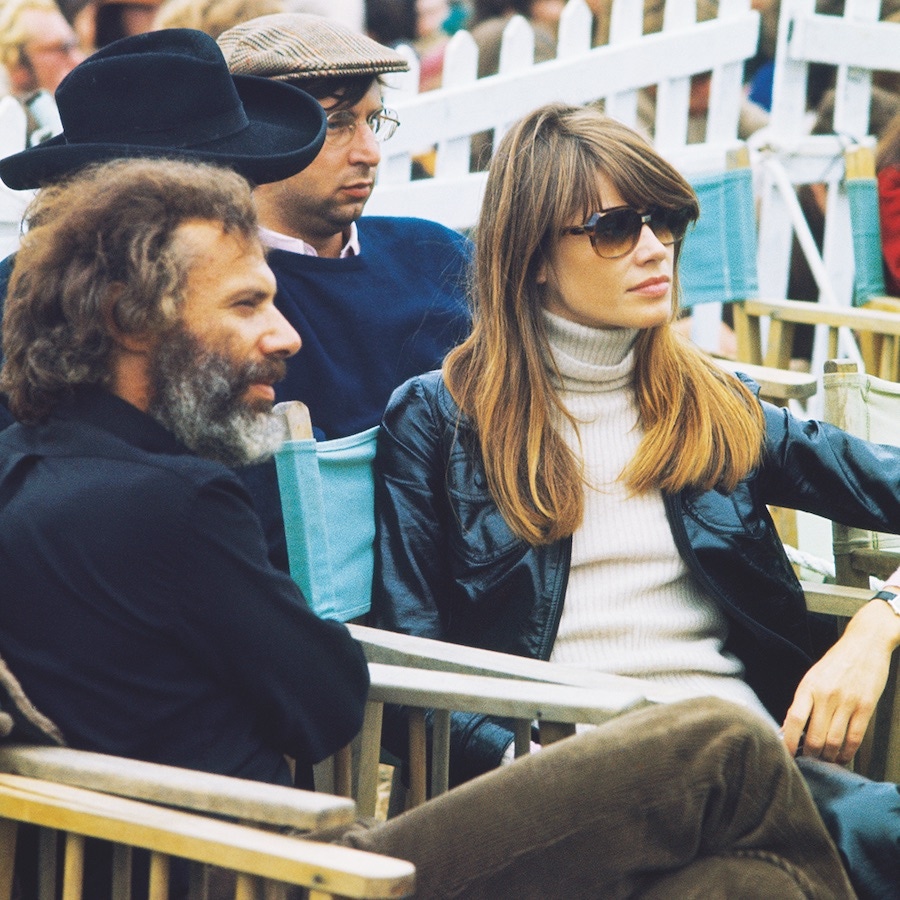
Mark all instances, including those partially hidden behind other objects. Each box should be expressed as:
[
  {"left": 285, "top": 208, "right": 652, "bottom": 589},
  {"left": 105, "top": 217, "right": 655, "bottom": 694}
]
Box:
[
  {"left": 821, "top": 359, "right": 900, "bottom": 782},
  {"left": 680, "top": 151, "right": 900, "bottom": 405}
]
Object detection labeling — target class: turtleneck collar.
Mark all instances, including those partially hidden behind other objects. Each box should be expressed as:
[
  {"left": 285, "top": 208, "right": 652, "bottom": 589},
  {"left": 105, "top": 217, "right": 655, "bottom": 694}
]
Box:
[{"left": 542, "top": 309, "right": 638, "bottom": 392}]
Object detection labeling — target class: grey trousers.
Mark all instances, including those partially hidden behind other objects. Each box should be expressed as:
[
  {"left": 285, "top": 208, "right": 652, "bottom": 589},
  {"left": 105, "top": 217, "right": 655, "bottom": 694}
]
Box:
[{"left": 338, "top": 698, "right": 855, "bottom": 899}]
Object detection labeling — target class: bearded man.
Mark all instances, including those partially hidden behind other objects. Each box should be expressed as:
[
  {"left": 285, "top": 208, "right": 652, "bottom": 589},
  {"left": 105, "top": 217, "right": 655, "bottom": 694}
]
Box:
[{"left": 0, "top": 157, "right": 369, "bottom": 790}]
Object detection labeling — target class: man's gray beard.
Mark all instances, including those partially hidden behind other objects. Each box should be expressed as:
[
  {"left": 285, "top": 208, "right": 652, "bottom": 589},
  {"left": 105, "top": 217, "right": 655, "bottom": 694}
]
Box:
[{"left": 147, "top": 326, "right": 286, "bottom": 468}]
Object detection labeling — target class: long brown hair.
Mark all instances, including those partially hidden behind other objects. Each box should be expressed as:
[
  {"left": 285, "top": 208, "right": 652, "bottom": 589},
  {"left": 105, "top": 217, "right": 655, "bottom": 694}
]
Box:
[{"left": 444, "top": 103, "right": 765, "bottom": 546}]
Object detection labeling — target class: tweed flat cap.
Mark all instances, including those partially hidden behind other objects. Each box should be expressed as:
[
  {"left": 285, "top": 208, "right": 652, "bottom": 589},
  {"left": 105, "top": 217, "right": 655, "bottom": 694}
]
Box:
[{"left": 218, "top": 13, "right": 409, "bottom": 82}]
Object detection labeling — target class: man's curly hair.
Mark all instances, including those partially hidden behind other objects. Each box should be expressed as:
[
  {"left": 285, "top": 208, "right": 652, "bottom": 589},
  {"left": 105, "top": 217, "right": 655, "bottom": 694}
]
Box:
[{"left": 1, "top": 157, "right": 259, "bottom": 423}]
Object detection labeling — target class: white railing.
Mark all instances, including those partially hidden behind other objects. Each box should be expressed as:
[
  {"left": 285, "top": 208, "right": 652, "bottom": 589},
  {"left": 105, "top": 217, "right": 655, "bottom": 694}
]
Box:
[
  {"left": 366, "top": 0, "right": 761, "bottom": 231},
  {"left": 756, "top": 0, "right": 900, "bottom": 377}
]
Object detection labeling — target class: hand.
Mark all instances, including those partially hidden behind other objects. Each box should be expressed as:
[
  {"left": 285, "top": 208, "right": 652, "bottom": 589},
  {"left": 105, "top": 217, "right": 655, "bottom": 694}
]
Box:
[{"left": 781, "top": 596, "right": 900, "bottom": 764}]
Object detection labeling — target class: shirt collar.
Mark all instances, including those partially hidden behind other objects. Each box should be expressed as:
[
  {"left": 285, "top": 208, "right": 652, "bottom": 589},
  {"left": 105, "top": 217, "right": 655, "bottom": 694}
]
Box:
[
  {"left": 258, "top": 222, "right": 360, "bottom": 258},
  {"left": 54, "top": 386, "right": 192, "bottom": 457}
]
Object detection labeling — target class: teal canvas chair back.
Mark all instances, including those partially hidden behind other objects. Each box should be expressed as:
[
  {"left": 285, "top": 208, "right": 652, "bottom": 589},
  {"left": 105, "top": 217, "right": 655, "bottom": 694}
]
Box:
[
  {"left": 844, "top": 146, "right": 887, "bottom": 306},
  {"left": 678, "top": 166, "right": 759, "bottom": 310},
  {"left": 274, "top": 402, "right": 378, "bottom": 622}
]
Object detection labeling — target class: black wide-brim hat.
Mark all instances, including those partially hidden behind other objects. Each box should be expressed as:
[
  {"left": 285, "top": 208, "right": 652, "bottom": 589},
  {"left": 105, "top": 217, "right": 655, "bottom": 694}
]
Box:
[{"left": 0, "top": 28, "right": 327, "bottom": 191}]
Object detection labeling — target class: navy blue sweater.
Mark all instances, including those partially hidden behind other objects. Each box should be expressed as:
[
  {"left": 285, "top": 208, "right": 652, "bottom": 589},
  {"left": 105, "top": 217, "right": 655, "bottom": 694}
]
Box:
[{"left": 269, "top": 216, "right": 471, "bottom": 439}]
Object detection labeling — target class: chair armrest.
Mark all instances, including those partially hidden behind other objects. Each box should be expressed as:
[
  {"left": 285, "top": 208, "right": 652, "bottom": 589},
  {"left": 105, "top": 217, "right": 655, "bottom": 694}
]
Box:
[
  {"left": 0, "top": 745, "right": 355, "bottom": 832},
  {"left": 800, "top": 581, "right": 873, "bottom": 618},
  {"left": 366, "top": 663, "right": 652, "bottom": 726},
  {"left": 349, "top": 624, "right": 683, "bottom": 702},
  {"left": 0, "top": 773, "right": 415, "bottom": 898},
  {"left": 713, "top": 358, "right": 818, "bottom": 402},
  {"left": 742, "top": 298, "right": 900, "bottom": 334}
]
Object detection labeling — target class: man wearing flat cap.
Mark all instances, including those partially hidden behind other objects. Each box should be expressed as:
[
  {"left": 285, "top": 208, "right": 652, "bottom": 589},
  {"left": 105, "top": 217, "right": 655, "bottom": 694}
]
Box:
[{"left": 218, "top": 13, "right": 472, "bottom": 442}]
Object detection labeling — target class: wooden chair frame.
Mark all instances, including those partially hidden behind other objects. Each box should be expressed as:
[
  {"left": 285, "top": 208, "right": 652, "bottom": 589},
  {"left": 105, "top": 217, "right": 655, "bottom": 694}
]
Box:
[{"left": 0, "top": 771, "right": 415, "bottom": 900}]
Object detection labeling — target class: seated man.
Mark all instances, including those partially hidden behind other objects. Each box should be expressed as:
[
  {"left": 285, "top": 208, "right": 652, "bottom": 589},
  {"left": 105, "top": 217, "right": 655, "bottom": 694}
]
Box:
[
  {"left": 218, "top": 13, "right": 472, "bottom": 440},
  {"left": 218, "top": 13, "right": 473, "bottom": 566},
  {"left": 0, "top": 156, "right": 854, "bottom": 900}
]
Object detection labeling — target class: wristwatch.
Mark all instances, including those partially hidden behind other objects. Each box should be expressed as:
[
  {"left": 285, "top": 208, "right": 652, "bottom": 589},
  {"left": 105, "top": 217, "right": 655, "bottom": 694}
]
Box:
[{"left": 872, "top": 589, "right": 900, "bottom": 616}]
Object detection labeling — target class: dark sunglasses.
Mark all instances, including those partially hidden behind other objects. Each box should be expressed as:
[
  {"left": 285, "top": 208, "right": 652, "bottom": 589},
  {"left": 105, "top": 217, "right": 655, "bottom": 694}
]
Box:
[{"left": 560, "top": 205, "right": 694, "bottom": 259}]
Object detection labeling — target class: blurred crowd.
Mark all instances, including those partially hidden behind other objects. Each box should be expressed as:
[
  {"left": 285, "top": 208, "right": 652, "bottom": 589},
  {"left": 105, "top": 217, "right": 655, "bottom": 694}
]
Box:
[{"left": 3, "top": 0, "right": 900, "bottom": 282}]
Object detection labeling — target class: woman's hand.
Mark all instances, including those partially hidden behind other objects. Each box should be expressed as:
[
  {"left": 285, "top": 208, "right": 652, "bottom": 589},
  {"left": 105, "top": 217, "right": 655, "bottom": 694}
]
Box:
[{"left": 781, "top": 587, "right": 900, "bottom": 764}]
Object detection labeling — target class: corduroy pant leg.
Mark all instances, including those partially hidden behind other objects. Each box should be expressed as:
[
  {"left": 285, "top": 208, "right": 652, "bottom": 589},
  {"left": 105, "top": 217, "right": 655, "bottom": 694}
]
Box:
[{"left": 338, "top": 697, "right": 855, "bottom": 900}]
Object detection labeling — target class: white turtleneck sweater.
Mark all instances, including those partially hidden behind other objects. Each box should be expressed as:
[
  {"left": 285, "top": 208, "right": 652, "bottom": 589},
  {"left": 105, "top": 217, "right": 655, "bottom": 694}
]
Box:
[{"left": 543, "top": 310, "right": 774, "bottom": 725}]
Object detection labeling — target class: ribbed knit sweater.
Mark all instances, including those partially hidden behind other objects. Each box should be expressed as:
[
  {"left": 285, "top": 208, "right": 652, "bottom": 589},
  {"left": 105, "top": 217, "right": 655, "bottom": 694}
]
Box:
[{"left": 544, "top": 311, "right": 773, "bottom": 723}]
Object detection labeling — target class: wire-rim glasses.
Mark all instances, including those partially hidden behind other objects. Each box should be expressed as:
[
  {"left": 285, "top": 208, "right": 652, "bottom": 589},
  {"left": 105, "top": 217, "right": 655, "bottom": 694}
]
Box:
[{"left": 325, "top": 107, "right": 400, "bottom": 145}]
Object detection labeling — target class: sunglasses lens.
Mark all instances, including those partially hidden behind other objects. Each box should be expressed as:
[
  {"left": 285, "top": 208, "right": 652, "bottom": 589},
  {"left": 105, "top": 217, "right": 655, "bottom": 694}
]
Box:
[
  {"left": 647, "top": 206, "right": 691, "bottom": 245},
  {"left": 589, "top": 208, "right": 643, "bottom": 258}
]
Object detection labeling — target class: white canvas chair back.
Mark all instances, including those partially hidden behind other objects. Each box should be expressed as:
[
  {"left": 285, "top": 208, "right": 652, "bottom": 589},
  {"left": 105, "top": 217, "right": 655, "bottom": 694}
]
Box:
[
  {"left": 274, "top": 401, "right": 378, "bottom": 622},
  {"left": 822, "top": 359, "right": 900, "bottom": 782},
  {"left": 823, "top": 361, "right": 900, "bottom": 569}
]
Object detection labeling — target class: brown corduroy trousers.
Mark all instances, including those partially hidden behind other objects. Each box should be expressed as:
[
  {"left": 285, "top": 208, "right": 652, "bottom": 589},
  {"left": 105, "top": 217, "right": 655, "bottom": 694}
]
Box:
[{"left": 337, "top": 697, "right": 855, "bottom": 899}]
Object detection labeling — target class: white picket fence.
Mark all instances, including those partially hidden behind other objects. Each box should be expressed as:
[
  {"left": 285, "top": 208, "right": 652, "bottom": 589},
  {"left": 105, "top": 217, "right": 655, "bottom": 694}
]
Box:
[
  {"left": 365, "top": 0, "right": 900, "bottom": 376},
  {"left": 757, "top": 0, "right": 900, "bottom": 378},
  {"left": 367, "top": 0, "right": 761, "bottom": 230}
]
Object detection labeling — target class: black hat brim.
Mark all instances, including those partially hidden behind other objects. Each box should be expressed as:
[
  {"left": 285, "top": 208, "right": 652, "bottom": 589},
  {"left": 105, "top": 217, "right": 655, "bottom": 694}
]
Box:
[{"left": 0, "top": 76, "right": 326, "bottom": 191}]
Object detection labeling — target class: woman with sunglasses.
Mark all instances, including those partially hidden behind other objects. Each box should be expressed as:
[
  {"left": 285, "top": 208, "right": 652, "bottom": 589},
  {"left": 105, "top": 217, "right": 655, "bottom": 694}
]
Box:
[{"left": 372, "top": 103, "right": 900, "bottom": 895}]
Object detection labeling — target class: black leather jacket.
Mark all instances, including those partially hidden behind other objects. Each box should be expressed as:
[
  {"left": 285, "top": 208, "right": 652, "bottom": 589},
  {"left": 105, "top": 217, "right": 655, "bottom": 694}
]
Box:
[{"left": 372, "top": 370, "right": 900, "bottom": 782}]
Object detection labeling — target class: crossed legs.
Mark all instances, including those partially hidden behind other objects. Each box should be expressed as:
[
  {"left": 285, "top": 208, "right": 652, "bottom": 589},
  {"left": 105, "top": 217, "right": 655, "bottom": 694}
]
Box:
[{"left": 340, "top": 698, "right": 854, "bottom": 899}]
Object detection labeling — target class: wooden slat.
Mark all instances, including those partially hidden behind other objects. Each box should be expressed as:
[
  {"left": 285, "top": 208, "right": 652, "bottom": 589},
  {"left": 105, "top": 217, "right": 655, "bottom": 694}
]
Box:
[
  {"left": 406, "top": 711, "right": 427, "bottom": 811},
  {"left": 355, "top": 702, "right": 384, "bottom": 819},
  {"left": 513, "top": 722, "right": 531, "bottom": 758},
  {"left": 111, "top": 844, "right": 132, "bottom": 900},
  {"left": 366, "top": 664, "right": 651, "bottom": 726},
  {"left": 0, "top": 746, "right": 356, "bottom": 833},
  {"left": 430, "top": 711, "right": 451, "bottom": 799},
  {"left": 147, "top": 852, "right": 169, "bottom": 900},
  {"left": 743, "top": 298, "right": 900, "bottom": 333},
  {"left": 332, "top": 745, "right": 353, "bottom": 800},
  {"left": 62, "top": 833, "right": 84, "bottom": 900}
]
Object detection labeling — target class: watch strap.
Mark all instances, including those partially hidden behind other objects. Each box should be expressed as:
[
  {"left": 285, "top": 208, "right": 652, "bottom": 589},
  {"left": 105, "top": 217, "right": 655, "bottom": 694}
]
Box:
[{"left": 872, "top": 590, "right": 900, "bottom": 616}]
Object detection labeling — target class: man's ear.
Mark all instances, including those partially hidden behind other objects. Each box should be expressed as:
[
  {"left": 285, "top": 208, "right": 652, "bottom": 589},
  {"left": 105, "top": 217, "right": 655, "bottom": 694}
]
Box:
[{"left": 103, "top": 284, "right": 154, "bottom": 354}]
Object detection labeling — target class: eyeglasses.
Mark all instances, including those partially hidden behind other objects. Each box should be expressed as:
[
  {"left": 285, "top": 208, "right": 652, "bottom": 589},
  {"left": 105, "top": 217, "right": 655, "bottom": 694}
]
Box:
[
  {"left": 25, "top": 37, "right": 82, "bottom": 58},
  {"left": 560, "top": 205, "right": 694, "bottom": 259},
  {"left": 325, "top": 107, "right": 400, "bottom": 146}
]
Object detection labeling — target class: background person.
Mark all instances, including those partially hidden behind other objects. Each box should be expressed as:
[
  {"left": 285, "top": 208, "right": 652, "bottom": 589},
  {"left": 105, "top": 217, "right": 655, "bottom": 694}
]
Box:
[
  {"left": 0, "top": 26, "right": 328, "bottom": 429},
  {"left": 218, "top": 13, "right": 471, "bottom": 568},
  {"left": 877, "top": 109, "right": 900, "bottom": 296},
  {"left": 0, "top": 0, "right": 85, "bottom": 145}
]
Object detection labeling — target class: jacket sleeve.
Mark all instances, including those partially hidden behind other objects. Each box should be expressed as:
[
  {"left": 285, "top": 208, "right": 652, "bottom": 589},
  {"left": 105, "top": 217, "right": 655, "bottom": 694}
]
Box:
[
  {"left": 757, "top": 400, "right": 900, "bottom": 534},
  {"left": 174, "top": 475, "right": 370, "bottom": 769},
  {"left": 371, "top": 375, "right": 514, "bottom": 781}
]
